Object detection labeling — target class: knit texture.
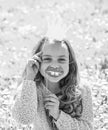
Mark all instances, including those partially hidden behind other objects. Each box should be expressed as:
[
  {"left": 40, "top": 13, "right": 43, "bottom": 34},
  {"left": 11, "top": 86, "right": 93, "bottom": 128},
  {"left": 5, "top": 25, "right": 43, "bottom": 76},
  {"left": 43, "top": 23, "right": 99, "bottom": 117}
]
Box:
[{"left": 12, "top": 80, "right": 94, "bottom": 130}]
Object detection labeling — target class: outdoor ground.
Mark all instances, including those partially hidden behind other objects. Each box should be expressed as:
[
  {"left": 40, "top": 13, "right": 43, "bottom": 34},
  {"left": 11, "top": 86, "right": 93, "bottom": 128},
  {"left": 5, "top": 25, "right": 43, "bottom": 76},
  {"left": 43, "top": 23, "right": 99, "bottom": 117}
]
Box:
[{"left": 0, "top": 0, "right": 108, "bottom": 129}]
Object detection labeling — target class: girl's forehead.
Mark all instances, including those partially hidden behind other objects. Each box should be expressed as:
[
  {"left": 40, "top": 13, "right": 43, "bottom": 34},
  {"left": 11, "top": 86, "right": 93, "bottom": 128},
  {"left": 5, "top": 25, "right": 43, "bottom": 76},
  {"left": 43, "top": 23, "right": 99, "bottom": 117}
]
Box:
[{"left": 41, "top": 42, "right": 69, "bottom": 56}]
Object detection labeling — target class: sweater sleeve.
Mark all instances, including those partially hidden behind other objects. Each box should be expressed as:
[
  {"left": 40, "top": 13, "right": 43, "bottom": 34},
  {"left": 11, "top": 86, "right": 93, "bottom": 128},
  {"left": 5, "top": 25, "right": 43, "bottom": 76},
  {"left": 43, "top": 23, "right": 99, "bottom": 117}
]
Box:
[
  {"left": 53, "top": 85, "right": 94, "bottom": 130},
  {"left": 12, "top": 80, "right": 37, "bottom": 125}
]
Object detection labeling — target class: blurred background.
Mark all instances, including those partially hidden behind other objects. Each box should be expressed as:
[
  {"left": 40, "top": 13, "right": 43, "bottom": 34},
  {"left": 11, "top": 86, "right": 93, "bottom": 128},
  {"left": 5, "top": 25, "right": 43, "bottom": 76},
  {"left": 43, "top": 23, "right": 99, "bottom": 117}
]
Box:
[{"left": 0, "top": 0, "right": 108, "bottom": 129}]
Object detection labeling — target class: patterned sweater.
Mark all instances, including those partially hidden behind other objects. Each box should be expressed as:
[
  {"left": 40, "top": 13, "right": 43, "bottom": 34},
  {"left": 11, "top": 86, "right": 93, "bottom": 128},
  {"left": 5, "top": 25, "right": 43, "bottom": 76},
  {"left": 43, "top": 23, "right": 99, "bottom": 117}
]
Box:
[{"left": 12, "top": 80, "right": 94, "bottom": 130}]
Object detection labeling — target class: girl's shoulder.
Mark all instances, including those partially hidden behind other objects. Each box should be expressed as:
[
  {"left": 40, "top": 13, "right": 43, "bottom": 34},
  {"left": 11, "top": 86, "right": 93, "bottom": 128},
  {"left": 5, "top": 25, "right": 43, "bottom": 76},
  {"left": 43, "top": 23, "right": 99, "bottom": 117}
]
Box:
[{"left": 78, "top": 84, "right": 92, "bottom": 98}]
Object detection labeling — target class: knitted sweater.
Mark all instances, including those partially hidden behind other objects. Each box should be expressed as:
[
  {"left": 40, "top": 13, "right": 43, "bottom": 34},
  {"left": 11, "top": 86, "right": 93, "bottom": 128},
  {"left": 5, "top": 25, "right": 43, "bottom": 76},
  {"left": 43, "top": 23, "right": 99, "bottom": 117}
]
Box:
[{"left": 12, "top": 80, "right": 94, "bottom": 130}]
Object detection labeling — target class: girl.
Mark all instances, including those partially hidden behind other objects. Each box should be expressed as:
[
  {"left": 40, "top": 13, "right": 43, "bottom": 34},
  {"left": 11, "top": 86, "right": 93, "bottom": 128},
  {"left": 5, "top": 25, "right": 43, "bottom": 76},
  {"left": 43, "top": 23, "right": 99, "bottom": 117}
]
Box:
[{"left": 12, "top": 37, "right": 94, "bottom": 130}]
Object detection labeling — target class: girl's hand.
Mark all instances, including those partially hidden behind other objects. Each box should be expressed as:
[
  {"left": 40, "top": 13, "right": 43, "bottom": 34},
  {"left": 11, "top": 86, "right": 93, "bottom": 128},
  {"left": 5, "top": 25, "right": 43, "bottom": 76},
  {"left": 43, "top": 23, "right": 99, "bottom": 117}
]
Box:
[
  {"left": 44, "top": 94, "right": 60, "bottom": 120},
  {"left": 26, "top": 51, "right": 42, "bottom": 80}
]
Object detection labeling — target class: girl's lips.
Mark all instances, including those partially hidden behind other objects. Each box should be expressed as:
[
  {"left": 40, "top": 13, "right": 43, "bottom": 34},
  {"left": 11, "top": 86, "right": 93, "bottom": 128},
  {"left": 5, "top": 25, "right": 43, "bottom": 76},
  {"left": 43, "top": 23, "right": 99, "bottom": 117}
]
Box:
[
  {"left": 45, "top": 70, "right": 64, "bottom": 77},
  {"left": 46, "top": 66, "right": 63, "bottom": 72},
  {"left": 45, "top": 66, "right": 64, "bottom": 77}
]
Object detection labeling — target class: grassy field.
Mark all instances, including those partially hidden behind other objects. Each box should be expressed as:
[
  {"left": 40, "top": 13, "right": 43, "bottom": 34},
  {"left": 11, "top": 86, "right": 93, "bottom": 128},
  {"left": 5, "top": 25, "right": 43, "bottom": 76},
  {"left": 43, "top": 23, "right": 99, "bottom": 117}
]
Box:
[{"left": 0, "top": 0, "right": 108, "bottom": 129}]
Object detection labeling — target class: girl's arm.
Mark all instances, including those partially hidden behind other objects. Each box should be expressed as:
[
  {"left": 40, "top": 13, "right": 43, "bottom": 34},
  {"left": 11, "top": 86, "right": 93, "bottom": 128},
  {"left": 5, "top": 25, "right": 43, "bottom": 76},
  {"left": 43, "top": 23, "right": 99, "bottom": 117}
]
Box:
[
  {"left": 12, "top": 80, "right": 37, "bottom": 125},
  {"left": 53, "top": 85, "right": 94, "bottom": 130}
]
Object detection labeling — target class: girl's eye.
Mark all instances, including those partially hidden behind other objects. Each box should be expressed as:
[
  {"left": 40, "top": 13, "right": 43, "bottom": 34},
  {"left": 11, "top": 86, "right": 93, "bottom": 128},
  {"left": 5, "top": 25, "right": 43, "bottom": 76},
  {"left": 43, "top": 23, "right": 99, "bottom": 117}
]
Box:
[
  {"left": 42, "top": 58, "right": 51, "bottom": 61},
  {"left": 58, "top": 58, "right": 66, "bottom": 62}
]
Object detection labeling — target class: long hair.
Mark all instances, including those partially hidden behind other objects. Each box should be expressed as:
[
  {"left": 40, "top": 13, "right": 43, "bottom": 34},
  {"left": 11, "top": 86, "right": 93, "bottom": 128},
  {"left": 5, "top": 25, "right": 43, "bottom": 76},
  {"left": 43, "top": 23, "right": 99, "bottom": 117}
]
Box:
[
  {"left": 21, "top": 37, "right": 83, "bottom": 119},
  {"left": 59, "top": 40, "right": 83, "bottom": 119}
]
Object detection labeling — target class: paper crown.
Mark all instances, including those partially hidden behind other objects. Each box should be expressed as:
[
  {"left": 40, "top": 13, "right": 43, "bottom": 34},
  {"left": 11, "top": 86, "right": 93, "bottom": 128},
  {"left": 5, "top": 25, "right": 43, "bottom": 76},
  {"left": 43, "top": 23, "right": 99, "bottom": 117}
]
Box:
[{"left": 45, "top": 13, "right": 68, "bottom": 41}]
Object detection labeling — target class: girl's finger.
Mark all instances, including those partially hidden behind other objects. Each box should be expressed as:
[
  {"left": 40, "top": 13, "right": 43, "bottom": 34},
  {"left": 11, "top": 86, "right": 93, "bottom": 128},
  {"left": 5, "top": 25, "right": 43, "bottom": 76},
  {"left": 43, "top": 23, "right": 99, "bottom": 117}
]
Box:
[
  {"left": 44, "top": 102, "right": 55, "bottom": 108},
  {"left": 28, "top": 59, "right": 39, "bottom": 69},
  {"left": 32, "top": 55, "right": 42, "bottom": 63},
  {"left": 45, "top": 94, "right": 58, "bottom": 100},
  {"left": 36, "top": 51, "right": 43, "bottom": 56},
  {"left": 32, "top": 61, "right": 39, "bottom": 70},
  {"left": 44, "top": 97, "right": 59, "bottom": 105},
  {"left": 45, "top": 105, "right": 53, "bottom": 109},
  {"left": 44, "top": 97, "right": 57, "bottom": 103}
]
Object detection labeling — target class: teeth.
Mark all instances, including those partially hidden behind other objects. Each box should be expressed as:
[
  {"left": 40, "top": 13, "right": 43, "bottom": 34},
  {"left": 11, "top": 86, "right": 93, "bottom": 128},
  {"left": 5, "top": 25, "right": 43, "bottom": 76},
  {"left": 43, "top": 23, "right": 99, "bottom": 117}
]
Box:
[
  {"left": 51, "top": 71, "right": 55, "bottom": 75},
  {"left": 55, "top": 72, "right": 59, "bottom": 76},
  {"left": 48, "top": 71, "right": 61, "bottom": 76}
]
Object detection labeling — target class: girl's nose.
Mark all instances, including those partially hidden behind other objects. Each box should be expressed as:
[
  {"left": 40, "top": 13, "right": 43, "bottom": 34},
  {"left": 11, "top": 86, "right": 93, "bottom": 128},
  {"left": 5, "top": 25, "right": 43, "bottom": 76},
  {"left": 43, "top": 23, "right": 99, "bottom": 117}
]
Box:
[
  {"left": 50, "top": 64, "right": 60, "bottom": 69},
  {"left": 49, "top": 66, "right": 59, "bottom": 71},
  {"left": 50, "top": 60, "right": 59, "bottom": 67}
]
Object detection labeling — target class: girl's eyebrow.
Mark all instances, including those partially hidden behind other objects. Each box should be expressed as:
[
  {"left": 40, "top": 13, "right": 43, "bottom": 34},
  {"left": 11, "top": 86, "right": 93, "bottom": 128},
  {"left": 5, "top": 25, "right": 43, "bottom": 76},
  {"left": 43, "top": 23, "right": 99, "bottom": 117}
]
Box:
[
  {"left": 42, "top": 55, "right": 67, "bottom": 58},
  {"left": 59, "top": 55, "right": 67, "bottom": 58},
  {"left": 42, "top": 55, "right": 51, "bottom": 57}
]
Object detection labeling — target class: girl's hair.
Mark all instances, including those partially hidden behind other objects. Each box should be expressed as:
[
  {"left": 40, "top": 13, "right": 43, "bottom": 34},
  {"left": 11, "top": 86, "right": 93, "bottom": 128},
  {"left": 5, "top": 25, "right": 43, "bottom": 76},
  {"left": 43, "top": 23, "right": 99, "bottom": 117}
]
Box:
[{"left": 22, "top": 37, "right": 83, "bottom": 119}]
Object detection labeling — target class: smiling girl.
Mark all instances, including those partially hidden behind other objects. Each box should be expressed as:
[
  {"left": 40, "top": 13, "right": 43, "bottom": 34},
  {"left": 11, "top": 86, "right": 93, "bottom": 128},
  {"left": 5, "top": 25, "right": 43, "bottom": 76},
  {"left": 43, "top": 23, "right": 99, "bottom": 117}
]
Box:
[{"left": 12, "top": 37, "right": 94, "bottom": 130}]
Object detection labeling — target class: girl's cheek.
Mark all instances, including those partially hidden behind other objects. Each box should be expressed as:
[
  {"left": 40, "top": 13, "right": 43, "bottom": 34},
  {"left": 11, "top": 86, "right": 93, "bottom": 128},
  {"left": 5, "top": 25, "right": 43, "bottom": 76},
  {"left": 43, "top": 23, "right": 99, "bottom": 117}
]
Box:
[
  {"left": 40, "top": 63, "right": 48, "bottom": 70},
  {"left": 40, "top": 63, "right": 48, "bottom": 75},
  {"left": 63, "top": 64, "right": 69, "bottom": 73}
]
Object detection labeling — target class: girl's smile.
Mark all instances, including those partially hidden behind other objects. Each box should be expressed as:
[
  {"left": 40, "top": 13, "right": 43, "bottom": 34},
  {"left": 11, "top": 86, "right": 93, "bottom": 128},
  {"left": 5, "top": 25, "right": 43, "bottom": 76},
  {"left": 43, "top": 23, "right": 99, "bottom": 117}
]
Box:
[{"left": 45, "top": 66, "right": 64, "bottom": 78}]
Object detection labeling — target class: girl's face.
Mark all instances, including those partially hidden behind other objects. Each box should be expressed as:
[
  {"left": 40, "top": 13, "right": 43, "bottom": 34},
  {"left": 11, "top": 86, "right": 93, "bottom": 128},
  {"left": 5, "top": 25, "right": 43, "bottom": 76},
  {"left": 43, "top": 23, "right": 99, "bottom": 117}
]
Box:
[{"left": 40, "top": 41, "right": 69, "bottom": 83}]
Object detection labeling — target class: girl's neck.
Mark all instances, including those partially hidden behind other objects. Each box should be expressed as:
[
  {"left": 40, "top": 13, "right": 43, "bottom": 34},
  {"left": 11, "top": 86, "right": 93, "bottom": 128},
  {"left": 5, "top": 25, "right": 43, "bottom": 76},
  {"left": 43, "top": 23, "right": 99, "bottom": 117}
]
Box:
[{"left": 44, "top": 80, "right": 60, "bottom": 94}]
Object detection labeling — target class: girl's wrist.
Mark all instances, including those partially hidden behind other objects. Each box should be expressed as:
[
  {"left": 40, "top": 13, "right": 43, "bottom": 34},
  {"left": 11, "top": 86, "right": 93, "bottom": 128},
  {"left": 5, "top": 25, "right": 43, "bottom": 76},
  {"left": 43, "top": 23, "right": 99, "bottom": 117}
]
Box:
[
  {"left": 25, "top": 75, "right": 35, "bottom": 80},
  {"left": 53, "top": 110, "right": 61, "bottom": 121}
]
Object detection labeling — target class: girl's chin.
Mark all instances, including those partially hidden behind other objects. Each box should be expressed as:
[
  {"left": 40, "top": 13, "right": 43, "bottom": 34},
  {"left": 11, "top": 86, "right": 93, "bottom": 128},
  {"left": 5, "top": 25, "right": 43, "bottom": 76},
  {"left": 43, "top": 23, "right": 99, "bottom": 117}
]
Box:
[{"left": 45, "top": 74, "right": 63, "bottom": 83}]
